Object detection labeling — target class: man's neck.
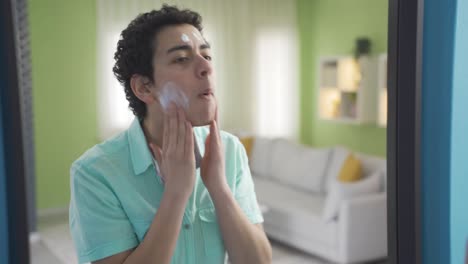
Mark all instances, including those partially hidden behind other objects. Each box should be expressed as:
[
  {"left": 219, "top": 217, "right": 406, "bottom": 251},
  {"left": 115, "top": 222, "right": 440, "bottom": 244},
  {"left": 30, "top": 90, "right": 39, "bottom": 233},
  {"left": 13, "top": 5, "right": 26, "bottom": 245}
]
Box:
[{"left": 141, "top": 115, "right": 164, "bottom": 151}]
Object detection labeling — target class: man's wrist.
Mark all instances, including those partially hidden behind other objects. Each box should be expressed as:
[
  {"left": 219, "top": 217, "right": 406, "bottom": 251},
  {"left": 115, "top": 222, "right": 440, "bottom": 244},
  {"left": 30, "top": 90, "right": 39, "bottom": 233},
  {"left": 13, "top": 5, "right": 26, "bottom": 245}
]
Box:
[
  {"left": 164, "top": 187, "right": 191, "bottom": 204},
  {"left": 207, "top": 182, "right": 231, "bottom": 199}
]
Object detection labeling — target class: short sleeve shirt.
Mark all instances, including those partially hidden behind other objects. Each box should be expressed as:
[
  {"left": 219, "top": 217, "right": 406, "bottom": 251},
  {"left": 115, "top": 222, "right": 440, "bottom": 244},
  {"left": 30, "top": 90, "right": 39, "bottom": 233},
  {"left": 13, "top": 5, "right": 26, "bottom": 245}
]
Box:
[{"left": 69, "top": 118, "right": 264, "bottom": 264}]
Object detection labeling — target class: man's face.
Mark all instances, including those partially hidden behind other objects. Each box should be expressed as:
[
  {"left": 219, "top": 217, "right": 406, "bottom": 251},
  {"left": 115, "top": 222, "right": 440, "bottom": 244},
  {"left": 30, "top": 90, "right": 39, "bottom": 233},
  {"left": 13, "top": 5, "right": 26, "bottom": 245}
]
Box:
[{"left": 150, "top": 24, "right": 216, "bottom": 126}]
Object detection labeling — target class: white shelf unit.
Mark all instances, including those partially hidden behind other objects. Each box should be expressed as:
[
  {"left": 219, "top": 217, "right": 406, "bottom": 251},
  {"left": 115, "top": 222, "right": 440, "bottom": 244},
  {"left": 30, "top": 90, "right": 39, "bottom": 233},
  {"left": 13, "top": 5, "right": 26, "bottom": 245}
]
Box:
[
  {"left": 317, "top": 55, "right": 378, "bottom": 124},
  {"left": 377, "top": 54, "right": 388, "bottom": 127}
]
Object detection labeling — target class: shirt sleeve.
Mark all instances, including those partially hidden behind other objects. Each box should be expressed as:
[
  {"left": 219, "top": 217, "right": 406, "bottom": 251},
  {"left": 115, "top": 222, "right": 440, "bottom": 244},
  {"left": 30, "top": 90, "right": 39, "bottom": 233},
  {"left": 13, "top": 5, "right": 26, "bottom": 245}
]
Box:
[
  {"left": 233, "top": 138, "right": 265, "bottom": 224},
  {"left": 69, "top": 162, "right": 138, "bottom": 263}
]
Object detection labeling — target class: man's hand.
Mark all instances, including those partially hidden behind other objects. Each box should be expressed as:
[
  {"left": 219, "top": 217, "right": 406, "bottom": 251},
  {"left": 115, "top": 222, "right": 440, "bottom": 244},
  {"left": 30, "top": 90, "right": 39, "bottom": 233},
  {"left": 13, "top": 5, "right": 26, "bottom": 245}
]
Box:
[
  {"left": 150, "top": 103, "right": 196, "bottom": 199},
  {"left": 200, "top": 105, "right": 227, "bottom": 192}
]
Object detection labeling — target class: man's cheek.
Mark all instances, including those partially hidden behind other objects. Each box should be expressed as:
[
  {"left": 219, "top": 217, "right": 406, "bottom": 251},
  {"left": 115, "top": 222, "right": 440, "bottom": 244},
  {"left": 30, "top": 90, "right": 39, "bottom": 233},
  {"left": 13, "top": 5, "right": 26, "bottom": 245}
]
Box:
[{"left": 157, "top": 81, "right": 189, "bottom": 112}]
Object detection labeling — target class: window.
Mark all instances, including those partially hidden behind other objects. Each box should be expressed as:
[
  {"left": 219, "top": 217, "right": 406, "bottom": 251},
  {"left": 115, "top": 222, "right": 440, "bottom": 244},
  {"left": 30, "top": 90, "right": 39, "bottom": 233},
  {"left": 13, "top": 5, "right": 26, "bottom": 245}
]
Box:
[{"left": 254, "top": 29, "right": 299, "bottom": 139}]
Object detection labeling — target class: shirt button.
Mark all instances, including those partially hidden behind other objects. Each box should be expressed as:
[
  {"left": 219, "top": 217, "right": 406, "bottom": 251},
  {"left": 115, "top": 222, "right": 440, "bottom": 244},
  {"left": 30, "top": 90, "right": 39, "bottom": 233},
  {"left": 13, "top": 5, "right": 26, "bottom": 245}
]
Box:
[{"left": 184, "top": 224, "right": 190, "bottom": 229}]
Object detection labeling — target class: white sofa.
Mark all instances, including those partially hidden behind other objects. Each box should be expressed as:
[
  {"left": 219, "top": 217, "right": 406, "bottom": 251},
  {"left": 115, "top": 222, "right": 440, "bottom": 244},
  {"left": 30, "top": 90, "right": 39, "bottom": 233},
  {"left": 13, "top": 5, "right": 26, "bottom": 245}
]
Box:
[{"left": 249, "top": 138, "right": 387, "bottom": 264}]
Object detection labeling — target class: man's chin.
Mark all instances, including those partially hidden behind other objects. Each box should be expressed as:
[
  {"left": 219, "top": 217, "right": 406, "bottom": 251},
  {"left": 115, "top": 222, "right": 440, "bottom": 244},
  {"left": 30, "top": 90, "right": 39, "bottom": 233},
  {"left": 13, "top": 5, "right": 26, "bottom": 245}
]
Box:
[
  {"left": 190, "top": 116, "right": 215, "bottom": 127},
  {"left": 191, "top": 120, "right": 213, "bottom": 127}
]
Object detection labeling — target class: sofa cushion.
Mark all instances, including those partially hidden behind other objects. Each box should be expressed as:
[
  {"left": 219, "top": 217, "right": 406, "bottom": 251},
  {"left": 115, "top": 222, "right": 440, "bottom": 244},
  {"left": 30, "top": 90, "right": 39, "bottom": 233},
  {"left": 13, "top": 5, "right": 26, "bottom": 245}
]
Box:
[
  {"left": 250, "top": 137, "right": 275, "bottom": 178},
  {"left": 322, "top": 146, "right": 350, "bottom": 193},
  {"left": 238, "top": 136, "right": 254, "bottom": 158},
  {"left": 253, "top": 177, "right": 337, "bottom": 247},
  {"left": 269, "top": 139, "right": 331, "bottom": 193},
  {"left": 253, "top": 176, "right": 326, "bottom": 215},
  {"left": 338, "top": 154, "right": 363, "bottom": 182},
  {"left": 322, "top": 171, "right": 381, "bottom": 222}
]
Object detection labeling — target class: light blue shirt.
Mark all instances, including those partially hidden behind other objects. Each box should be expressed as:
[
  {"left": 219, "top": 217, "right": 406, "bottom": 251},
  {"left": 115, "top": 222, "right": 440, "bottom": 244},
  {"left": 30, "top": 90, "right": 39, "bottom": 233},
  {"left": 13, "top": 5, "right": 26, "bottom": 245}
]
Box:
[{"left": 69, "top": 118, "right": 264, "bottom": 263}]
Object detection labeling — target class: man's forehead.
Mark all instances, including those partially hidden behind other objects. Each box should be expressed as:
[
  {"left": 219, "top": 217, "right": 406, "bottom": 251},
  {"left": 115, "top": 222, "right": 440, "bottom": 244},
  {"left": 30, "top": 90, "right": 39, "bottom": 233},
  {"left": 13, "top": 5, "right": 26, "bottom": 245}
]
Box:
[
  {"left": 155, "top": 24, "right": 206, "bottom": 50},
  {"left": 160, "top": 24, "right": 199, "bottom": 37}
]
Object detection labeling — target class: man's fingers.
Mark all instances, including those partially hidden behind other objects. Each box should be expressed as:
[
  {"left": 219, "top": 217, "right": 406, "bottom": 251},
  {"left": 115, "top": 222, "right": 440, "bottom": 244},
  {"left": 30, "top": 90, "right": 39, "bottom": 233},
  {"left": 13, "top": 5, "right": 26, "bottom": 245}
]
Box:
[
  {"left": 209, "top": 120, "right": 221, "bottom": 147},
  {"left": 149, "top": 143, "right": 156, "bottom": 159},
  {"left": 204, "top": 133, "right": 211, "bottom": 157},
  {"left": 213, "top": 100, "right": 221, "bottom": 141},
  {"left": 152, "top": 144, "right": 164, "bottom": 179},
  {"left": 214, "top": 100, "right": 219, "bottom": 124},
  {"left": 214, "top": 120, "right": 221, "bottom": 141},
  {"left": 186, "top": 121, "right": 194, "bottom": 158},
  {"left": 163, "top": 106, "right": 170, "bottom": 152},
  {"left": 151, "top": 143, "right": 162, "bottom": 164},
  {"left": 168, "top": 103, "right": 178, "bottom": 152},
  {"left": 177, "top": 107, "right": 186, "bottom": 156}
]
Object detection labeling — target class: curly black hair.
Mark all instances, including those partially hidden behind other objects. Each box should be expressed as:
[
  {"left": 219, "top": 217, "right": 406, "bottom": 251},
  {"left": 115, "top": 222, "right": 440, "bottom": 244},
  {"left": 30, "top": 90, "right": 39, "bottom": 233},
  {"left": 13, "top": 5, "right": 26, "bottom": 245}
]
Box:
[{"left": 113, "top": 5, "right": 203, "bottom": 120}]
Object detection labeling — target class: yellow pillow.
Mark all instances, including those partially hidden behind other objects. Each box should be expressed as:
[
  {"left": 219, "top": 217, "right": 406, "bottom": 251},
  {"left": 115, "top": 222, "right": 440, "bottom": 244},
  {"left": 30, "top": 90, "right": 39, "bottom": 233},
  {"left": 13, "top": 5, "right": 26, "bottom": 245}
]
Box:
[
  {"left": 239, "top": 136, "right": 255, "bottom": 158},
  {"left": 338, "top": 154, "right": 363, "bottom": 182}
]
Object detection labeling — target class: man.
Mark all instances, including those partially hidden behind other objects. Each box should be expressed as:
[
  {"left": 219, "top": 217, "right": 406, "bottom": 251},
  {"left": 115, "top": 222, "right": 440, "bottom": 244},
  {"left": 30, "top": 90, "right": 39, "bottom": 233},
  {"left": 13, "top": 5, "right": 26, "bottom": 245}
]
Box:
[{"left": 69, "top": 4, "right": 272, "bottom": 264}]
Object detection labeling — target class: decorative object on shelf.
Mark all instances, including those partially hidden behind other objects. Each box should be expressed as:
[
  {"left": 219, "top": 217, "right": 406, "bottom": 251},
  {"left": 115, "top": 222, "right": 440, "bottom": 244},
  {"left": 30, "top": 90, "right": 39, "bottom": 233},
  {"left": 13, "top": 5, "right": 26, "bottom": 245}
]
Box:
[
  {"left": 354, "top": 38, "right": 371, "bottom": 59},
  {"left": 353, "top": 37, "right": 372, "bottom": 91},
  {"left": 317, "top": 38, "right": 378, "bottom": 124},
  {"left": 377, "top": 53, "right": 388, "bottom": 127},
  {"left": 337, "top": 57, "right": 361, "bottom": 92}
]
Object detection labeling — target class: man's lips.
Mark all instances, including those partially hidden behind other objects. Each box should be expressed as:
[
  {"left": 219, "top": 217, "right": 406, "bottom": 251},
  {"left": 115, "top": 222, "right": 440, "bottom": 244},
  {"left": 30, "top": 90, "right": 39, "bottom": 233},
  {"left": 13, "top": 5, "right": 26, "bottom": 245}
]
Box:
[{"left": 198, "top": 88, "right": 214, "bottom": 98}]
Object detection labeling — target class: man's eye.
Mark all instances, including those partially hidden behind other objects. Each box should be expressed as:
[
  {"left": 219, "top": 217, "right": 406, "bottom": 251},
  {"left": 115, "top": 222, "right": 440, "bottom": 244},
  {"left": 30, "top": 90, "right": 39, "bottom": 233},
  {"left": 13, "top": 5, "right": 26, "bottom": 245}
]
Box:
[
  {"left": 175, "top": 57, "right": 189, "bottom": 63},
  {"left": 204, "top": 55, "right": 212, "bottom": 61}
]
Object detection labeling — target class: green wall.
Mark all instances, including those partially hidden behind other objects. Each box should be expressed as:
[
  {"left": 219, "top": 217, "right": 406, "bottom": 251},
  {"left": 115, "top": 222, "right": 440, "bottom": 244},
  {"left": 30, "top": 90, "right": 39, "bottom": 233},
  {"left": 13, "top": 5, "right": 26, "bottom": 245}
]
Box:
[
  {"left": 28, "top": 0, "right": 387, "bottom": 210},
  {"left": 29, "top": 1, "right": 98, "bottom": 209},
  {"left": 298, "top": 0, "right": 388, "bottom": 157}
]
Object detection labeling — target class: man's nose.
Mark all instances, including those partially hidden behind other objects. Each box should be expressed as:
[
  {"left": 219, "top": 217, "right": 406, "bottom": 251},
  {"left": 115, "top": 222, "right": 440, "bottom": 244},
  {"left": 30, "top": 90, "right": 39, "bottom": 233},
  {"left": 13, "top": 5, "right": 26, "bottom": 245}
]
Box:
[{"left": 196, "top": 56, "right": 213, "bottom": 78}]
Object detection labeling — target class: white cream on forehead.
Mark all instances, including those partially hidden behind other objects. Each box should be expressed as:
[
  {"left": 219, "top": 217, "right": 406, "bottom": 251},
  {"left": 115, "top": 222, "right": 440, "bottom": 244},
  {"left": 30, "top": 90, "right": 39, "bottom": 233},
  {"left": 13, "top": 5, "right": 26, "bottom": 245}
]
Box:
[
  {"left": 180, "top": 33, "right": 191, "bottom": 43},
  {"left": 158, "top": 82, "right": 189, "bottom": 112}
]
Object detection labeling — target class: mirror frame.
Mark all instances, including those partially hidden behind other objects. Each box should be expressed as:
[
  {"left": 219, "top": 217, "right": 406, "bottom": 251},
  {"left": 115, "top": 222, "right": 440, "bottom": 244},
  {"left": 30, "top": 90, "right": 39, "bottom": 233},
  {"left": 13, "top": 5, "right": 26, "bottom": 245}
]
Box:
[
  {"left": 1, "top": 0, "right": 424, "bottom": 263},
  {"left": 1, "top": 0, "right": 31, "bottom": 263},
  {"left": 387, "top": 0, "right": 423, "bottom": 263}
]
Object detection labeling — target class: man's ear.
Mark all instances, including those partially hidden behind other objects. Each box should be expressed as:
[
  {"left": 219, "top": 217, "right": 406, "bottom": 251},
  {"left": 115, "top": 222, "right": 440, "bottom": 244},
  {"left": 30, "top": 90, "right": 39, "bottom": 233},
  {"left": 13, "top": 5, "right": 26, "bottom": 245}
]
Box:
[{"left": 130, "top": 74, "right": 156, "bottom": 104}]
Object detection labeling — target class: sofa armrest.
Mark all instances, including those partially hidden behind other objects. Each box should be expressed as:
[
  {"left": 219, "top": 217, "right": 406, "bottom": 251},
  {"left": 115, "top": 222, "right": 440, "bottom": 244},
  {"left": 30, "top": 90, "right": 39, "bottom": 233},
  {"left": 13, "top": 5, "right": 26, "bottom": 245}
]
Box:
[{"left": 337, "top": 193, "right": 388, "bottom": 263}]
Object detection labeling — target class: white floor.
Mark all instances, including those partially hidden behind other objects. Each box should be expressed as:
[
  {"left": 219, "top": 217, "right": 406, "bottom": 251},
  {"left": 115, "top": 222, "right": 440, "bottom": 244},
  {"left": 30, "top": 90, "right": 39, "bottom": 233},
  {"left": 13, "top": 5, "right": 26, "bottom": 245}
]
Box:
[{"left": 29, "top": 212, "right": 386, "bottom": 264}]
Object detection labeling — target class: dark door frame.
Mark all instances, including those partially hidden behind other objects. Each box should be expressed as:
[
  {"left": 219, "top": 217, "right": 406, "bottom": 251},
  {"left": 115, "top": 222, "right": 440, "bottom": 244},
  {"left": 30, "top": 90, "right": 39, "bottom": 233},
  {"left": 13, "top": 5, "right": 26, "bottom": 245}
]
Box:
[
  {"left": 1, "top": 0, "right": 423, "bottom": 263},
  {"left": 387, "top": 0, "right": 423, "bottom": 263},
  {"left": 0, "top": 0, "right": 31, "bottom": 263}
]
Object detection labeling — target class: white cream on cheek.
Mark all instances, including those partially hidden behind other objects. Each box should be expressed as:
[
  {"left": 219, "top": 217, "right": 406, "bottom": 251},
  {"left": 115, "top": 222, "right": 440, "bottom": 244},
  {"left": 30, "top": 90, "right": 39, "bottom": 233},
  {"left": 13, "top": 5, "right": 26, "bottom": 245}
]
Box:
[
  {"left": 158, "top": 82, "right": 189, "bottom": 113},
  {"left": 158, "top": 81, "right": 202, "bottom": 169}
]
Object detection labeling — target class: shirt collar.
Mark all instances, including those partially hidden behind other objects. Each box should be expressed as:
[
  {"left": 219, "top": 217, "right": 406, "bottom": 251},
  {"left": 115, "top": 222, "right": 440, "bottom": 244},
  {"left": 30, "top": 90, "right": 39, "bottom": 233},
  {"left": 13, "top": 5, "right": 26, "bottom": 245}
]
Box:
[{"left": 127, "top": 118, "right": 153, "bottom": 175}]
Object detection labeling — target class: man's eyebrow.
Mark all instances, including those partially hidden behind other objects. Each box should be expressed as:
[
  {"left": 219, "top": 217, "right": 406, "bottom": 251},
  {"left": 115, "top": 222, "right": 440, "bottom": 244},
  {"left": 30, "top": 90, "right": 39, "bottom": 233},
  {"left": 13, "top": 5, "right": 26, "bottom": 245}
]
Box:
[
  {"left": 166, "top": 42, "right": 211, "bottom": 54},
  {"left": 200, "top": 42, "right": 211, "bottom": 50},
  {"left": 167, "top": 45, "right": 191, "bottom": 54}
]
